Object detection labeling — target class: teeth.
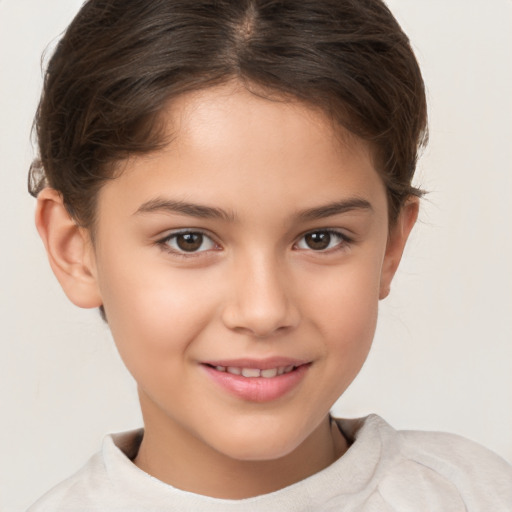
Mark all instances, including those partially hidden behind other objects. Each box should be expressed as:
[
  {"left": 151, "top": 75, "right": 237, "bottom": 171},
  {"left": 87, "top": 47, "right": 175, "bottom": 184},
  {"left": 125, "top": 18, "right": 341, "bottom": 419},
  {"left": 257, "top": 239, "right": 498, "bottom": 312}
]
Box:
[
  {"left": 241, "top": 368, "right": 261, "bottom": 378},
  {"left": 214, "top": 365, "right": 298, "bottom": 378}
]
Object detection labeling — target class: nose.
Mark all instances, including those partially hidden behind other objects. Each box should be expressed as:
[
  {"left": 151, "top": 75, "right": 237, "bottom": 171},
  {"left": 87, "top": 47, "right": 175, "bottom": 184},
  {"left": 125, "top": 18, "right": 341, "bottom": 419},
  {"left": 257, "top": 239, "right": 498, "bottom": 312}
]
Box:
[{"left": 221, "top": 252, "right": 300, "bottom": 338}]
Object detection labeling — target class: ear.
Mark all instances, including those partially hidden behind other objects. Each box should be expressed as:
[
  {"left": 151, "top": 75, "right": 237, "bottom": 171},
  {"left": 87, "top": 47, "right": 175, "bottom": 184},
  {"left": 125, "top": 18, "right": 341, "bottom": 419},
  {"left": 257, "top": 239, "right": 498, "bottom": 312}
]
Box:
[
  {"left": 379, "top": 197, "right": 419, "bottom": 300},
  {"left": 35, "top": 188, "right": 103, "bottom": 309}
]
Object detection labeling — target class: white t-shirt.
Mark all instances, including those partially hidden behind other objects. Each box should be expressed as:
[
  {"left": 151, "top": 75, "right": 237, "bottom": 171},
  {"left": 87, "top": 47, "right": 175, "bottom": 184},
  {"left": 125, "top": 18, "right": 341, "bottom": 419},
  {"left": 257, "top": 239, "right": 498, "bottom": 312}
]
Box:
[{"left": 28, "top": 414, "right": 512, "bottom": 511}]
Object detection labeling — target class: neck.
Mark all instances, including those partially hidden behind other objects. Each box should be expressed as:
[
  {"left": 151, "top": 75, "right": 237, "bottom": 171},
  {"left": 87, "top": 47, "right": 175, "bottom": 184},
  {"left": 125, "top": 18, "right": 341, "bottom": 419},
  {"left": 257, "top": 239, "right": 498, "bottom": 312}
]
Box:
[{"left": 133, "top": 404, "right": 348, "bottom": 499}]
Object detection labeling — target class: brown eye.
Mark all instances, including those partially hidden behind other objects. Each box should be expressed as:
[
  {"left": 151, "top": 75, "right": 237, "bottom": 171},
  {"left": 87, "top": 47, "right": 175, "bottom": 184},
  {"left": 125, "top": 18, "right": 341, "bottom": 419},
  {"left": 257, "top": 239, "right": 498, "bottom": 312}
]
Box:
[
  {"left": 176, "top": 233, "right": 204, "bottom": 252},
  {"left": 163, "top": 231, "right": 216, "bottom": 254},
  {"left": 305, "top": 232, "right": 331, "bottom": 250},
  {"left": 296, "top": 230, "right": 347, "bottom": 251}
]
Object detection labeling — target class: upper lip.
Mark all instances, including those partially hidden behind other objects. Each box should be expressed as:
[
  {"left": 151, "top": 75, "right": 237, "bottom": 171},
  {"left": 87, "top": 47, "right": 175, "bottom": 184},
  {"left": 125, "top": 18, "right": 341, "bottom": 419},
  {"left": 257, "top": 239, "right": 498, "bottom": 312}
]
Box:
[{"left": 201, "top": 357, "right": 310, "bottom": 370}]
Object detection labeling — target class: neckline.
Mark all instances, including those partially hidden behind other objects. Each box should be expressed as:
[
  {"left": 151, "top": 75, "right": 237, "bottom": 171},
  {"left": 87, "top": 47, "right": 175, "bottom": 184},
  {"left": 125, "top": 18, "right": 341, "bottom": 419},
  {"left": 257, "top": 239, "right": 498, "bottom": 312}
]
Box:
[{"left": 103, "top": 415, "right": 397, "bottom": 511}]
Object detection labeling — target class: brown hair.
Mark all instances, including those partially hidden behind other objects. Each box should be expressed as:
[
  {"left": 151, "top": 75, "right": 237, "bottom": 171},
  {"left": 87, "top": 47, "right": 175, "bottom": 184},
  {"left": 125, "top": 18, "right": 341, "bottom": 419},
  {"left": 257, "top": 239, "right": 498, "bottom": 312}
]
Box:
[{"left": 29, "top": 0, "right": 427, "bottom": 227}]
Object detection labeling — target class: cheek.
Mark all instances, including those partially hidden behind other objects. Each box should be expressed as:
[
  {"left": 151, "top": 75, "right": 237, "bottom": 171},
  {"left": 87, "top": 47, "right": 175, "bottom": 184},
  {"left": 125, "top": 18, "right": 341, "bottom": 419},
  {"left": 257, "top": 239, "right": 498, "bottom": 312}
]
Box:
[
  {"left": 322, "top": 283, "right": 378, "bottom": 362},
  {"left": 307, "top": 251, "right": 381, "bottom": 328},
  {"left": 304, "top": 255, "right": 382, "bottom": 387},
  {"left": 97, "top": 256, "right": 217, "bottom": 374}
]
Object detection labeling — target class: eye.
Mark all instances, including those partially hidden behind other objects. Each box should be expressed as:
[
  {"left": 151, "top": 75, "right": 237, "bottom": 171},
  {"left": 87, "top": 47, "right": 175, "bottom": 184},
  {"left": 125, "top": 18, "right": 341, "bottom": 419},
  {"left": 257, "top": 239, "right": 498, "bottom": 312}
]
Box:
[
  {"left": 161, "top": 231, "right": 217, "bottom": 254},
  {"left": 295, "top": 230, "right": 348, "bottom": 252}
]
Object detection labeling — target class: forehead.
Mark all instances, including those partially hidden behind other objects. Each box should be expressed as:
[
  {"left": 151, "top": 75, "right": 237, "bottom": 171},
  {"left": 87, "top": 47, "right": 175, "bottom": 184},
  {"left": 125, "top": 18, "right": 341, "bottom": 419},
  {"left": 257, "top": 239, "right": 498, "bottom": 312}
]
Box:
[
  {"left": 168, "top": 83, "right": 370, "bottom": 163},
  {"left": 101, "top": 83, "right": 387, "bottom": 221}
]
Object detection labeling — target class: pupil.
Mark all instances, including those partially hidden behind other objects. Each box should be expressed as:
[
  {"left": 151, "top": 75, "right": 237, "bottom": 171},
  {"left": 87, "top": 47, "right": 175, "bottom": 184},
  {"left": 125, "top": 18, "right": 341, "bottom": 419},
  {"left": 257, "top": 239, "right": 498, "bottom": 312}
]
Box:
[
  {"left": 306, "top": 232, "right": 330, "bottom": 250},
  {"left": 177, "top": 233, "right": 203, "bottom": 252}
]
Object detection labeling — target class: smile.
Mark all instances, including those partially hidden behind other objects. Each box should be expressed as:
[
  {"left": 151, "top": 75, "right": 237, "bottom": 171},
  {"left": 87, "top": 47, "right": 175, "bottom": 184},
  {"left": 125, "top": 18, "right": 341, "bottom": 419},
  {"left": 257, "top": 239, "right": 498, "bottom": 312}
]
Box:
[
  {"left": 202, "top": 359, "right": 311, "bottom": 402},
  {"left": 209, "top": 365, "right": 297, "bottom": 378}
]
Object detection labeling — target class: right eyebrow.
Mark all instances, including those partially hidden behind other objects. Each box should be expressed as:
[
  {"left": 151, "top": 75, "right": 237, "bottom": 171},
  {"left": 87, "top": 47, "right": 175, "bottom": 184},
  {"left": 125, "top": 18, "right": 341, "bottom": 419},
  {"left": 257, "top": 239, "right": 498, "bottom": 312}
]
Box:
[{"left": 134, "top": 198, "right": 236, "bottom": 222}]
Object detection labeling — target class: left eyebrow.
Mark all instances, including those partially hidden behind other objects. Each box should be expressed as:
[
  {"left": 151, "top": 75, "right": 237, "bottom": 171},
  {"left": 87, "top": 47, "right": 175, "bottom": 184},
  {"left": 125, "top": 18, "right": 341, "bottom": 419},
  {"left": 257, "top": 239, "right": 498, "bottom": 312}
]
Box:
[{"left": 296, "top": 198, "right": 373, "bottom": 221}]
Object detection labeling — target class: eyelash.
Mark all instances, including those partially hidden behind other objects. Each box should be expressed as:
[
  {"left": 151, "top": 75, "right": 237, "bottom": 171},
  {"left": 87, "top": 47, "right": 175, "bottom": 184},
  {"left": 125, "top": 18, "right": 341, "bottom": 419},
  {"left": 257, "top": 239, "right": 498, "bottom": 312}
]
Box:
[
  {"left": 156, "top": 228, "right": 352, "bottom": 257},
  {"left": 157, "top": 229, "right": 219, "bottom": 258},
  {"left": 294, "top": 229, "right": 352, "bottom": 253}
]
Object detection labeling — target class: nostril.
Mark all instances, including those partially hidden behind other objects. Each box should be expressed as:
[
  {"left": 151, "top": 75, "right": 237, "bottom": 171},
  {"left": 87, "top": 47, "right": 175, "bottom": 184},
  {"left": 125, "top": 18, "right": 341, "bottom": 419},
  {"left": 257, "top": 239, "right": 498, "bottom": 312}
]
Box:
[{"left": 230, "top": 322, "right": 295, "bottom": 339}]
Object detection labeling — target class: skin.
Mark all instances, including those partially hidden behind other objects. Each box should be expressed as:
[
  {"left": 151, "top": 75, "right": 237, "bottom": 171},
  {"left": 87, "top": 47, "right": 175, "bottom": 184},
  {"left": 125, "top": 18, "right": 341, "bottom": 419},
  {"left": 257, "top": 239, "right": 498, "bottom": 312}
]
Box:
[{"left": 36, "top": 83, "right": 418, "bottom": 499}]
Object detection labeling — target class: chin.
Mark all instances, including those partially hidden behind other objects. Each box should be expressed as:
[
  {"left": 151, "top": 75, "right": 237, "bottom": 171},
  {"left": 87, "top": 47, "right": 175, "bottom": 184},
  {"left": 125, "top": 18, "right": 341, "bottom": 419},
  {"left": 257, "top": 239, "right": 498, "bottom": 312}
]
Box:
[
  {"left": 222, "top": 443, "right": 299, "bottom": 463},
  {"left": 206, "top": 423, "right": 306, "bottom": 462}
]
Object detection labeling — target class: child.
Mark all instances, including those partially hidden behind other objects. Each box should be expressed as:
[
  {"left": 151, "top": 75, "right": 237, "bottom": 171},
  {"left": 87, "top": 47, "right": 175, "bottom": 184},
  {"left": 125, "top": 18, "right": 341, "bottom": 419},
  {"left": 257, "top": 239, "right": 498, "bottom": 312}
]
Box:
[{"left": 27, "top": 0, "right": 512, "bottom": 510}]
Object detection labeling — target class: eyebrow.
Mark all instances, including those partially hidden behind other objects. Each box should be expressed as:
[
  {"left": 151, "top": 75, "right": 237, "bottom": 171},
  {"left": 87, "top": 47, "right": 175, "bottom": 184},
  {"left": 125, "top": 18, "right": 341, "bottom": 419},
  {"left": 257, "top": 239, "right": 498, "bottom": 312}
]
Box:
[
  {"left": 297, "top": 198, "right": 373, "bottom": 221},
  {"left": 135, "top": 198, "right": 236, "bottom": 222},
  {"left": 135, "top": 197, "right": 373, "bottom": 222}
]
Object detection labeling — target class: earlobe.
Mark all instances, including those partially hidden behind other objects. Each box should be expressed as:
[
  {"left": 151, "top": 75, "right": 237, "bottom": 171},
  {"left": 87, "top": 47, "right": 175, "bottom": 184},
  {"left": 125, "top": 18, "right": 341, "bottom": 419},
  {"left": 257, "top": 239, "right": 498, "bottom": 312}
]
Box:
[
  {"left": 35, "top": 188, "right": 103, "bottom": 309},
  {"left": 379, "top": 198, "right": 419, "bottom": 300}
]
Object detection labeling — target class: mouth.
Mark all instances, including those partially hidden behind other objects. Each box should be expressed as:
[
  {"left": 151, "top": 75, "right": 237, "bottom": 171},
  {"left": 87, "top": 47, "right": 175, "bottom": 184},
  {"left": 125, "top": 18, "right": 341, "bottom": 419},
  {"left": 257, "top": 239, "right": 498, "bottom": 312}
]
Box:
[
  {"left": 201, "top": 359, "right": 311, "bottom": 402},
  {"left": 203, "top": 363, "right": 300, "bottom": 379}
]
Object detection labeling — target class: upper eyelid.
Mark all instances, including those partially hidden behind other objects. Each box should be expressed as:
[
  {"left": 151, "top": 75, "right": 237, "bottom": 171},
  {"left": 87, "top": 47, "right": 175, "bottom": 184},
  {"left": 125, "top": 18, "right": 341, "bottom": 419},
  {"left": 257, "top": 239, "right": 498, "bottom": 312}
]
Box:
[
  {"left": 295, "top": 227, "right": 351, "bottom": 241},
  {"left": 158, "top": 226, "right": 348, "bottom": 237},
  {"left": 158, "top": 228, "right": 216, "bottom": 242}
]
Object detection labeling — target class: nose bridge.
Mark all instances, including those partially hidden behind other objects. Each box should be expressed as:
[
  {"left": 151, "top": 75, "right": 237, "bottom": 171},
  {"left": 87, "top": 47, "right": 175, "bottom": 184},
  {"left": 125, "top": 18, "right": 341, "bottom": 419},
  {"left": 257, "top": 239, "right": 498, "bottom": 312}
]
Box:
[{"left": 222, "top": 247, "right": 299, "bottom": 337}]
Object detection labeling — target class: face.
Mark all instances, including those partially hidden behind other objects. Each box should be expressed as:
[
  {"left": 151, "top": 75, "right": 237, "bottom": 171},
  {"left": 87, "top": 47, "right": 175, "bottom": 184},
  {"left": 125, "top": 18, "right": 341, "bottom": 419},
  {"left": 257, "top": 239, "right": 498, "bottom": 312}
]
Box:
[{"left": 88, "top": 84, "right": 405, "bottom": 462}]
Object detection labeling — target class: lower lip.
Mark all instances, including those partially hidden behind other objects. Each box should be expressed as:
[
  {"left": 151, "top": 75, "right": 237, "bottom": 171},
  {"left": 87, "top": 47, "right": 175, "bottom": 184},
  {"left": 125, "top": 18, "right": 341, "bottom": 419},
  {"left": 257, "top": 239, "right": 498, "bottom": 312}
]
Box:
[{"left": 202, "top": 364, "right": 310, "bottom": 402}]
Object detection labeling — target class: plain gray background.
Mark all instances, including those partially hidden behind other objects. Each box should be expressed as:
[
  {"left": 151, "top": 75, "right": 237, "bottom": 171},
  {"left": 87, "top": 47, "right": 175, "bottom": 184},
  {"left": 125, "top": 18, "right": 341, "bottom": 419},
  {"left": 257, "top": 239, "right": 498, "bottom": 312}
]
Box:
[{"left": 1, "top": 1, "right": 511, "bottom": 510}]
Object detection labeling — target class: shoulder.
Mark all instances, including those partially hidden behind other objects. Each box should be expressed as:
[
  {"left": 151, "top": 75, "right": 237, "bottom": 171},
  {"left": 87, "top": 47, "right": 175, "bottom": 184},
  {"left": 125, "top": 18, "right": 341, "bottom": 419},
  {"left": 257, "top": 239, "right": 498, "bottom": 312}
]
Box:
[
  {"left": 27, "top": 429, "right": 144, "bottom": 511},
  {"left": 27, "top": 451, "right": 105, "bottom": 511},
  {"left": 338, "top": 414, "right": 512, "bottom": 511},
  {"left": 398, "top": 425, "right": 511, "bottom": 470},
  {"left": 397, "top": 427, "right": 512, "bottom": 508}
]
